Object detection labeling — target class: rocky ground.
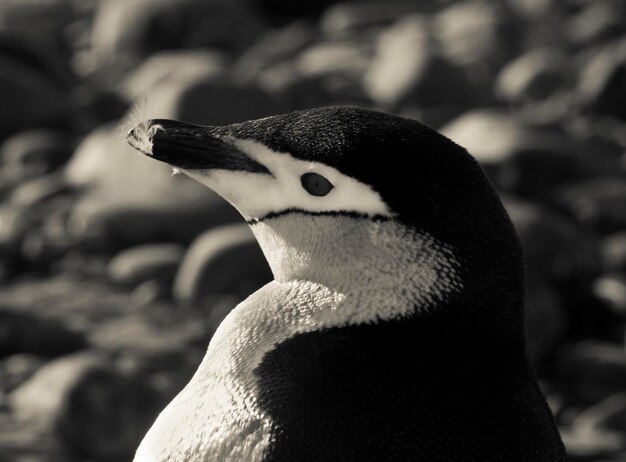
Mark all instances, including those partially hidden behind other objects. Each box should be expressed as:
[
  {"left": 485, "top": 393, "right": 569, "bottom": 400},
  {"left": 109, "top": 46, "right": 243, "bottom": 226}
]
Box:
[{"left": 0, "top": 0, "right": 625, "bottom": 460}]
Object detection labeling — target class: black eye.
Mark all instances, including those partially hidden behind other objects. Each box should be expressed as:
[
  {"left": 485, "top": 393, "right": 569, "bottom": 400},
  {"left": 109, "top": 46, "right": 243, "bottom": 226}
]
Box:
[{"left": 300, "top": 172, "right": 334, "bottom": 196}]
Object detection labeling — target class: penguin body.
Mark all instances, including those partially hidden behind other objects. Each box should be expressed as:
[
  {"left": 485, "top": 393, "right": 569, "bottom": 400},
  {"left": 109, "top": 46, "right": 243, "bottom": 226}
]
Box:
[{"left": 128, "top": 106, "right": 568, "bottom": 461}]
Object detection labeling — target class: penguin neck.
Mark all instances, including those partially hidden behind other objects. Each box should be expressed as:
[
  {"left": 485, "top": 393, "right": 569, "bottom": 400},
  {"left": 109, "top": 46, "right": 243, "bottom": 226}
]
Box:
[{"left": 249, "top": 213, "right": 463, "bottom": 315}]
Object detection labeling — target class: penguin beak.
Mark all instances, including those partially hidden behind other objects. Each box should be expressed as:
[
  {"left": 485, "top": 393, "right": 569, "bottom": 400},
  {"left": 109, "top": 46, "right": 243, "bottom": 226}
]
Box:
[{"left": 127, "top": 119, "right": 270, "bottom": 174}]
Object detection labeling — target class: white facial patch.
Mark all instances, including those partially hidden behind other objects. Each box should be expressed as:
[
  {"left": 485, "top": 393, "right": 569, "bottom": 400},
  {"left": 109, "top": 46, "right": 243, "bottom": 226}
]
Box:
[{"left": 181, "top": 138, "right": 394, "bottom": 221}]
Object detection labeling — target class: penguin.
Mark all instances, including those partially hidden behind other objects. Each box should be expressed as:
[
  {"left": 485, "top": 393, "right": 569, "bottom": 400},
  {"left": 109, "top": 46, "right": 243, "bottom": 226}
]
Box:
[{"left": 127, "top": 106, "right": 568, "bottom": 462}]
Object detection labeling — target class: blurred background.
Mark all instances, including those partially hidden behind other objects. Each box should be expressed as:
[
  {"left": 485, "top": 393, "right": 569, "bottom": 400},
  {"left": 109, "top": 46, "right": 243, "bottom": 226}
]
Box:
[{"left": 0, "top": 0, "right": 625, "bottom": 460}]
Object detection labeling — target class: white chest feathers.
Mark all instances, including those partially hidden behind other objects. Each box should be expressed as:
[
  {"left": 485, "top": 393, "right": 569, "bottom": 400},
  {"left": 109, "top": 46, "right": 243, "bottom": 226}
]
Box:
[{"left": 133, "top": 219, "right": 462, "bottom": 461}]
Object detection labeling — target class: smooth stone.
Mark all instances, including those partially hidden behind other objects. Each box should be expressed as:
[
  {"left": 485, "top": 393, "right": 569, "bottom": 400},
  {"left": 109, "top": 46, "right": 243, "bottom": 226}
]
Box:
[
  {"left": 556, "top": 341, "right": 626, "bottom": 403},
  {"left": 364, "top": 15, "right": 478, "bottom": 110},
  {"left": 601, "top": 232, "right": 626, "bottom": 273},
  {"left": 320, "top": 0, "right": 441, "bottom": 34},
  {"left": 434, "top": 0, "right": 521, "bottom": 77},
  {"left": 134, "top": 73, "right": 283, "bottom": 127},
  {"left": 234, "top": 22, "right": 317, "bottom": 82},
  {"left": 65, "top": 124, "right": 240, "bottom": 246},
  {"left": 0, "top": 354, "right": 44, "bottom": 394},
  {"left": 8, "top": 351, "right": 162, "bottom": 462},
  {"left": 8, "top": 173, "right": 68, "bottom": 208},
  {"left": 577, "top": 38, "right": 626, "bottom": 121},
  {"left": 173, "top": 223, "right": 272, "bottom": 306},
  {"left": 121, "top": 50, "right": 227, "bottom": 101},
  {"left": 566, "top": 2, "right": 626, "bottom": 46},
  {"left": 495, "top": 48, "right": 568, "bottom": 104},
  {"left": 0, "top": 0, "right": 75, "bottom": 44},
  {"left": 592, "top": 274, "right": 626, "bottom": 318},
  {"left": 89, "top": 315, "right": 205, "bottom": 356},
  {"left": 504, "top": 198, "right": 602, "bottom": 284},
  {"left": 525, "top": 276, "right": 567, "bottom": 367},
  {"left": 91, "top": 0, "right": 264, "bottom": 65},
  {"left": 0, "top": 307, "right": 86, "bottom": 357},
  {"left": 108, "top": 243, "right": 185, "bottom": 287},
  {"left": 0, "top": 130, "right": 76, "bottom": 181},
  {"left": 295, "top": 41, "right": 370, "bottom": 79},
  {"left": 551, "top": 178, "right": 626, "bottom": 234},
  {"left": 441, "top": 110, "right": 620, "bottom": 197},
  {"left": 0, "top": 49, "right": 71, "bottom": 139}
]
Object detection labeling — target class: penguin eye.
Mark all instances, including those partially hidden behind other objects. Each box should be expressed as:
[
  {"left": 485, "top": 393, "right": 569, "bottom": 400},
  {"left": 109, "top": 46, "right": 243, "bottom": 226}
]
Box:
[{"left": 300, "top": 172, "right": 334, "bottom": 197}]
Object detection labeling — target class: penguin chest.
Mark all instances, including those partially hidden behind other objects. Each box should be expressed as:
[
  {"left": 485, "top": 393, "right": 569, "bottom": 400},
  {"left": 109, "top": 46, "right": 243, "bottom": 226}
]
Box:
[{"left": 133, "top": 281, "right": 345, "bottom": 462}]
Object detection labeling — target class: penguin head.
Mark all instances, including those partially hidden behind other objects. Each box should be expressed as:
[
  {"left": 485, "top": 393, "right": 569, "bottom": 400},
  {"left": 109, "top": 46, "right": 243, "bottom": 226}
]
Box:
[{"left": 128, "top": 106, "right": 523, "bottom": 315}]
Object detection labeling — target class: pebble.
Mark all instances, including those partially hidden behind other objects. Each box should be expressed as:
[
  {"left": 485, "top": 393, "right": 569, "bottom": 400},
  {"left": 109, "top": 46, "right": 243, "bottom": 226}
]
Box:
[
  {"left": 556, "top": 341, "right": 626, "bottom": 403},
  {"left": 525, "top": 276, "right": 566, "bottom": 367},
  {"left": 0, "top": 354, "right": 44, "bottom": 394},
  {"left": 504, "top": 198, "right": 602, "bottom": 284},
  {"left": 577, "top": 38, "right": 626, "bottom": 121},
  {"left": 434, "top": 0, "right": 520, "bottom": 78},
  {"left": 7, "top": 351, "right": 162, "bottom": 462},
  {"left": 551, "top": 177, "right": 626, "bottom": 235},
  {"left": 320, "top": 0, "right": 440, "bottom": 34},
  {"left": 91, "top": 0, "right": 264, "bottom": 66},
  {"left": 0, "top": 307, "right": 86, "bottom": 357},
  {"left": 121, "top": 49, "right": 228, "bottom": 101},
  {"left": 592, "top": 274, "right": 626, "bottom": 318},
  {"left": 0, "top": 130, "right": 76, "bottom": 183},
  {"left": 141, "top": 73, "right": 283, "bottom": 126},
  {"left": 173, "top": 223, "right": 272, "bottom": 306},
  {"left": 495, "top": 48, "right": 568, "bottom": 104},
  {"left": 0, "top": 43, "right": 71, "bottom": 139},
  {"left": 441, "top": 109, "right": 620, "bottom": 198},
  {"left": 364, "top": 15, "right": 479, "bottom": 111},
  {"left": 108, "top": 243, "right": 185, "bottom": 287},
  {"left": 601, "top": 232, "right": 626, "bottom": 273},
  {"left": 65, "top": 124, "right": 241, "bottom": 246}
]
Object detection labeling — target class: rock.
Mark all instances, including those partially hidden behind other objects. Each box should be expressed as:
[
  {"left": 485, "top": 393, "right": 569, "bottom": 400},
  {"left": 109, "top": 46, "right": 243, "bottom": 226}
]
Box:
[
  {"left": 0, "top": 130, "right": 77, "bottom": 183},
  {"left": 602, "top": 232, "right": 626, "bottom": 273},
  {"left": 108, "top": 243, "right": 185, "bottom": 287},
  {"left": 65, "top": 124, "right": 241, "bottom": 246},
  {"left": 7, "top": 351, "right": 162, "bottom": 462},
  {"left": 173, "top": 223, "right": 272, "bottom": 306},
  {"left": 234, "top": 21, "right": 317, "bottom": 81},
  {"left": 121, "top": 50, "right": 227, "bottom": 100},
  {"left": 0, "top": 354, "right": 44, "bottom": 393},
  {"left": 577, "top": 38, "right": 626, "bottom": 121},
  {"left": 562, "top": 393, "right": 626, "bottom": 460},
  {"left": 0, "top": 0, "right": 75, "bottom": 45},
  {"left": 256, "top": 62, "right": 370, "bottom": 112},
  {"left": 441, "top": 110, "right": 621, "bottom": 198},
  {"left": 0, "top": 307, "right": 86, "bottom": 357},
  {"left": 525, "top": 276, "right": 566, "bottom": 367},
  {"left": 434, "top": 0, "right": 521, "bottom": 78},
  {"left": 551, "top": 178, "right": 626, "bottom": 234},
  {"left": 556, "top": 341, "right": 626, "bottom": 403},
  {"left": 504, "top": 198, "right": 602, "bottom": 284},
  {"left": 0, "top": 413, "right": 64, "bottom": 462},
  {"left": 566, "top": 1, "right": 626, "bottom": 46},
  {"left": 0, "top": 206, "right": 34, "bottom": 256},
  {"left": 89, "top": 315, "right": 205, "bottom": 357},
  {"left": 252, "top": 0, "right": 344, "bottom": 21},
  {"left": 495, "top": 48, "right": 568, "bottom": 104},
  {"left": 320, "top": 0, "right": 440, "bottom": 34},
  {"left": 0, "top": 44, "right": 72, "bottom": 139},
  {"left": 139, "top": 73, "right": 283, "bottom": 127},
  {"left": 295, "top": 41, "right": 370, "bottom": 80},
  {"left": 363, "top": 15, "right": 481, "bottom": 111},
  {"left": 91, "top": 0, "right": 264, "bottom": 66},
  {"left": 8, "top": 173, "right": 68, "bottom": 208},
  {"left": 592, "top": 274, "right": 626, "bottom": 318}
]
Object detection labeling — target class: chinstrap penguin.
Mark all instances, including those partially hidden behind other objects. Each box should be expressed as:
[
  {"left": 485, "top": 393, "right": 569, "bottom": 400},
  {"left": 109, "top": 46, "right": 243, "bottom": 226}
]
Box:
[{"left": 127, "top": 106, "right": 568, "bottom": 461}]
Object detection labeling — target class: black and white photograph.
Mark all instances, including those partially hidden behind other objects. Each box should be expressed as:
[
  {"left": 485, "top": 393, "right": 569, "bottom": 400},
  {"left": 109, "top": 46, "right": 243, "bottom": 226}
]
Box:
[{"left": 0, "top": 0, "right": 625, "bottom": 461}]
